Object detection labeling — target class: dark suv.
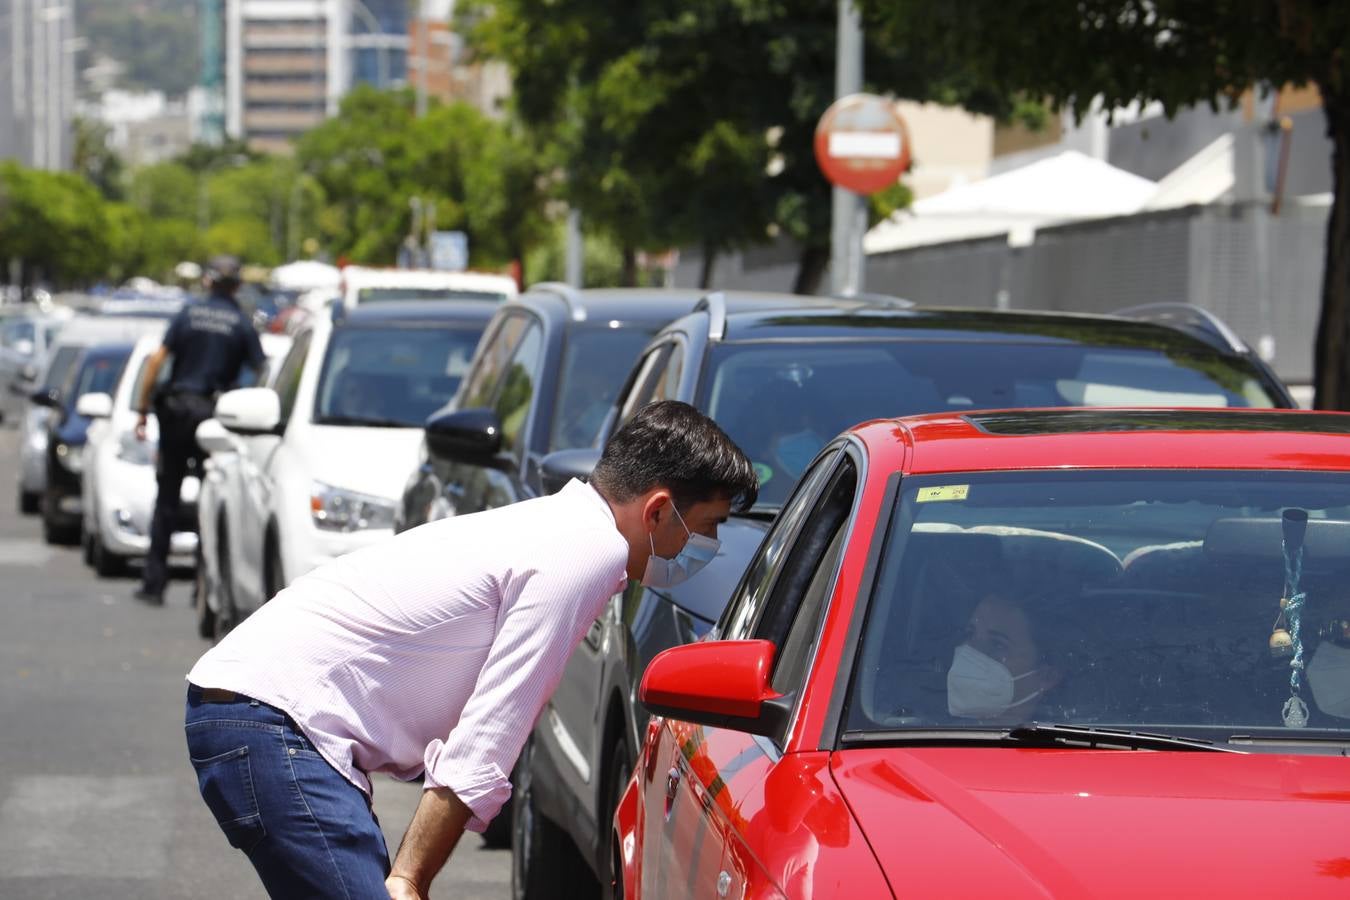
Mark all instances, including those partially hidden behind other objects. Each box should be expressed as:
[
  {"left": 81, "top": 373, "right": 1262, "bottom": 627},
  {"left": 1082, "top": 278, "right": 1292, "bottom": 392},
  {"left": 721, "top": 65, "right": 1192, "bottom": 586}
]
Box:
[
  {"left": 36, "top": 342, "right": 134, "bottom": 544},
  {"left": 513, "top": 296, "right": 1294, "bottom": 899},
  {"left": 398, "top": 285, "right": 716, "bottom": 531}
]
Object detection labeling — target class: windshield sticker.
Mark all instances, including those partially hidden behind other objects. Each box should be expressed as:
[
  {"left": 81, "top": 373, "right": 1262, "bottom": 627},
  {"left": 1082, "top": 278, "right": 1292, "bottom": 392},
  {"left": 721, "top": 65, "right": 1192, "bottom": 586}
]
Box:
[
  {"left": 916, "top": 484, "right": 969, "bottom": 503},
  {"left": 753, "top": 462, "right": 774, "bottom": 486}
]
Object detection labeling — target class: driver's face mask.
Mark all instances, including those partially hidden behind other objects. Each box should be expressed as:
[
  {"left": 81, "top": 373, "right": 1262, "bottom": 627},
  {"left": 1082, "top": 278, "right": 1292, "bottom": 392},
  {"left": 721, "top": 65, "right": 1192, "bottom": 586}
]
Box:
[
  {"left": 641, "top": 504, "right": 720, "bottom": 589},
  {"left": 947, "top": 643, "right": 1044, "bottom": 719},
  {"left": 1308, "top": 641, "right": 1350, "bottom": 719}
]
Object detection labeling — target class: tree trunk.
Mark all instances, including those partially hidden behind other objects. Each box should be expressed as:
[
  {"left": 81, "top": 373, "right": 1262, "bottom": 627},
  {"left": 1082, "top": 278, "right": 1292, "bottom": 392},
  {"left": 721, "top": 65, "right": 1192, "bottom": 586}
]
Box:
[
  {"left": 698, "top": 242, "right": 717, "bottom": 289},
  {"left": 792, "top": 243, "right": 830, "bottom": 295},
  {"left": 1314, "top": 86, "right": 1350, "bottom": 409},
  {"left": 621, "top": 246, "right": 638, "bottom": 287}
]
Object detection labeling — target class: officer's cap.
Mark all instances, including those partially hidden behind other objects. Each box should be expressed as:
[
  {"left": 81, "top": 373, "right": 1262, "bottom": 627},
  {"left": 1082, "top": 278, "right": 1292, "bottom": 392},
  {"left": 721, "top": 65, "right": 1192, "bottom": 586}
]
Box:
[{"left": 206, "top": 254, "right": 244, "bottom": 287}]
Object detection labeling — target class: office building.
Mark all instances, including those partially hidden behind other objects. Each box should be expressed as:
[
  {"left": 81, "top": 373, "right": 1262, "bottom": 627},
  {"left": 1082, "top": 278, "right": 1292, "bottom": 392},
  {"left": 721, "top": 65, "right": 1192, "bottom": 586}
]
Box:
[{"left": 1, "top": 0, "right": 75, "bottom": 170}]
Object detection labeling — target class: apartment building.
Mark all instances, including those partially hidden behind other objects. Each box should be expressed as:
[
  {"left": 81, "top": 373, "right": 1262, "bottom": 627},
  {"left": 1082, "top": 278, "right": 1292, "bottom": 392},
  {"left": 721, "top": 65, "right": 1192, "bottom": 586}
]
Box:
[
  {"left": 224, "top": 0, "right": 407, "bottom": 153},
  {"left": 0, "top": 0, "right": 75, "bottom": 170}
]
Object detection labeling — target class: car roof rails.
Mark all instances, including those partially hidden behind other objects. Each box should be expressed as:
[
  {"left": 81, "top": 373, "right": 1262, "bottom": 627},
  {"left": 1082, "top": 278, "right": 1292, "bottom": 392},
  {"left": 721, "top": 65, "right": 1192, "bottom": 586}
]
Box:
[
  {"left": 528, "top": 281, "right": 588, "bottom": 321},
  {"left": 694, "top": 291, "right": 728, "bottom": 341},
  {"left": 1112, "top": 303, "right": 1248, "bottom": 354}
]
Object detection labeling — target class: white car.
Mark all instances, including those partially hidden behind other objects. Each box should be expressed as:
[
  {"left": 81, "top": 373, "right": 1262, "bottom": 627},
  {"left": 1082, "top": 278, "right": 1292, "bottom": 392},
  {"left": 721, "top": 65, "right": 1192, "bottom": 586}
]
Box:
[
  {"left": 191, "top": 332, "right": 293, "bottom": 638},
  {"left": 339, "top": 265, "right": 517, "bottom": 310},
  {"left": 197, "top": 301, "right": 497, "bottom": 632},
  {"left": 78, "top": 335, "right": 201, "bottom": 577},
  {"left": 16, "top": 315, "right": 169, "bottom": 514}
]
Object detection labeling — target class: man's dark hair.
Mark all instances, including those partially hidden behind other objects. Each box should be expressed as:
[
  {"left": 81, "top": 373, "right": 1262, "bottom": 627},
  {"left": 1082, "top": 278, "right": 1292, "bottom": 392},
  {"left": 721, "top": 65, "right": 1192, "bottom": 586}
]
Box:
[{"left": 592, "top": 401, "right": 758, "bottom": 512}]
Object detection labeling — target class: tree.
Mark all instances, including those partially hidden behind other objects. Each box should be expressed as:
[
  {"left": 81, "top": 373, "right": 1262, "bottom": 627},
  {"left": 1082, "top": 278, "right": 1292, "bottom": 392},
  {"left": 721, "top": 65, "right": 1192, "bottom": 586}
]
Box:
[
  {"left": 72, "top": 117, "right": 124, "bottom": 201},
  {"left": 466, "top": 1, "right": 1016, "bottom": 292},
  {"left": 856, "top": 1, "right": 1350, "bottom": 407},
  {"left": 0, "top": 163, "right": 112, "bottom": 286}
]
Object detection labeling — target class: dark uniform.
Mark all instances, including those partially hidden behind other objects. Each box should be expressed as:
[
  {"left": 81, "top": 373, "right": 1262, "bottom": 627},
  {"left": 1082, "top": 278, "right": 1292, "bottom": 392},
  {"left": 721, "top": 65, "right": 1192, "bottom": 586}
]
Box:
[{"left": 138, "top": 265, "right": 264, "bottom": 601}]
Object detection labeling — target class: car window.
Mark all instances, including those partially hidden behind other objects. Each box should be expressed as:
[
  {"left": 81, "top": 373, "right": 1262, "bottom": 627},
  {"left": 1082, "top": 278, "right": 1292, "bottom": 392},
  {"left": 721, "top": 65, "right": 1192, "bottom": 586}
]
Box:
[
  {"left": 615, "top": 344, "right": 673, "bottom": 431},
  {"left": 313, "top": 324, "right": 485, "bottom": 428},
  {"left": 357, "top": 287, "right": 509, "bottom": 303},
  {"left": 698, "top": 340, "right": 1280, "bottom": 511},
  {"left": 2, "top": 320, "right": 35, "bottom": 347},
  {"left": 495, "top": 321, "right": 545, "bottom": 460},
  {"left": 273, "top": 330, "right": 312, "bottom": 428},
  {"left": 652, "top": 342, "right": 684, "bottom": 402},
  {"left": 766, "top": 455, "right": 859, "bottom": 696},
  {"left": 549, "top": 326, "right": 659, "bottom": 451},
  {"left": 66, "top": 352, "right": 129, "bottom": 403},
  {"left": 846, "top": 470, "right": 1350, "bottom": 741},
  {"left": 718, "top": 449, "right": 843, "bottom": 642},
  {"left": 41, "top": 346, "right": 82, "bottom": 392},
  {"left": 460, "top": 314, "right": 530, "bottom": 410}
]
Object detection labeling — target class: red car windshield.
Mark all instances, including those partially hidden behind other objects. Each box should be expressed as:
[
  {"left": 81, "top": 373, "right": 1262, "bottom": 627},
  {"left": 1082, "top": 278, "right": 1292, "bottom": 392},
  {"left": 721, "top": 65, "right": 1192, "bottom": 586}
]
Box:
[{"left": 847, "top": 470, "right": 1350, "bottom": 742}]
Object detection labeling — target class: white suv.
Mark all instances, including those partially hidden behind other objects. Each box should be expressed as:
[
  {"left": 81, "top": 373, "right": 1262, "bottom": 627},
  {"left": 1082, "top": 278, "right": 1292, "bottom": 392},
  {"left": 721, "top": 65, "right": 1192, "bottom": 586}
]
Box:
[{"left": 199, "top": 301, "right": 497, "bottom": 617}]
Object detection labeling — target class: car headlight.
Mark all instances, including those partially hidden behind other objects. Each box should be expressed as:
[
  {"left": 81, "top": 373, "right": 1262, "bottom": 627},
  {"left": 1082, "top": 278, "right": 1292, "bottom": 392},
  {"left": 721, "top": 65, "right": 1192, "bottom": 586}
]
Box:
[
  {"left": 310, "top": 481, "right": 396, "bottom": 532},
  {"left": 55, "top": 441, "right": 83, "bottom": 473},
  {"left": 116, "top": 430, "right": 156, "bottom": 466}
]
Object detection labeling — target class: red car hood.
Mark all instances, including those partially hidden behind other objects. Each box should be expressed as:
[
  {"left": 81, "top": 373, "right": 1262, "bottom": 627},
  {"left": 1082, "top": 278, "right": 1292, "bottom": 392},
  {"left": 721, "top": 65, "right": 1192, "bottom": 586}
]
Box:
[{"left": 831, "top": 747, "right": 1350, "bottom": 898}]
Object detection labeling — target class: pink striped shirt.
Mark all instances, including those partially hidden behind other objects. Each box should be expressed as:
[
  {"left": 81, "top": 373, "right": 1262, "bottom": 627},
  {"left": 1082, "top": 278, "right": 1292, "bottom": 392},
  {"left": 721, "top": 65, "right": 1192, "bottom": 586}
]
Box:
[{"left": 187, "top": 479, "right": 629, "bottom": 832}]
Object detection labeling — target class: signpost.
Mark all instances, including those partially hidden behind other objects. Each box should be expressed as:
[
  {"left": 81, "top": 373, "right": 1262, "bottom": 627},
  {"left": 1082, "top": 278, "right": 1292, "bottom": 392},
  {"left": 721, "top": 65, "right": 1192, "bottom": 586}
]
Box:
[{"left": 816, "top": 91, "right": 912, "bottom": 296}]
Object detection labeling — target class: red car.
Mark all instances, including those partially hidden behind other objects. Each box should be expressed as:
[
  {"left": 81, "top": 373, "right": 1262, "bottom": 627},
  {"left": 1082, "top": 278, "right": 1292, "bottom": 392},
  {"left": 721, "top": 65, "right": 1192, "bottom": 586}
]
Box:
[{"left": 615, "top": 408, "right": 1350, "bottom": 899}]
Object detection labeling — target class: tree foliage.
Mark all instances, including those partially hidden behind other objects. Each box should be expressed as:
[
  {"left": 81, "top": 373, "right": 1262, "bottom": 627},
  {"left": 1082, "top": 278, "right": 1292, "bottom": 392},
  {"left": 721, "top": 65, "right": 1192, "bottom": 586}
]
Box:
[
  {"left": 856, "top": 1, "right": 1350, "bottom": 406},
  {"left": 78, "top": 0, "right": 200, "bottom": 96}
]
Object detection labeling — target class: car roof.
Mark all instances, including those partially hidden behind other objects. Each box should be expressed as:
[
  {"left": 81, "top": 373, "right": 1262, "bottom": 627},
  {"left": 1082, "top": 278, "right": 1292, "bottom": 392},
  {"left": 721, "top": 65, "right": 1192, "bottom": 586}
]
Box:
[
  {"left": 50, "top": 314, "right": 167, "bottom": 347},
  {"left": 862, "top": 408, "right": 1350, "bottom": 476},
  {"left": 334, "top": 300, "right": 500, "bottom": 326},
  {"left": 513, "top": 286, "right": 709, "bottom": 324},
  {"left": 713, "top": 305, "right": 1246, "bottom": 356}
]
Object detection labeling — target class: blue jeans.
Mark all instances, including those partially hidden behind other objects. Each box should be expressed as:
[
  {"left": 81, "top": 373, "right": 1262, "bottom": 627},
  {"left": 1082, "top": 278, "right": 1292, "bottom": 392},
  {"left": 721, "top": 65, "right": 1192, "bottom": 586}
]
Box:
[{"left": 184, "top": 685, "right": 392, "bottom": 899}]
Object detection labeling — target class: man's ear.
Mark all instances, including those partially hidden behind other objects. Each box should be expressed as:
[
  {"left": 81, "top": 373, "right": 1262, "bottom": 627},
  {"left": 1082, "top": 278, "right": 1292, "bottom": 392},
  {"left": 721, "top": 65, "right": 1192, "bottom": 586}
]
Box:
[{"left": 640, "top": 489, "right": 673, "bottom": 531}]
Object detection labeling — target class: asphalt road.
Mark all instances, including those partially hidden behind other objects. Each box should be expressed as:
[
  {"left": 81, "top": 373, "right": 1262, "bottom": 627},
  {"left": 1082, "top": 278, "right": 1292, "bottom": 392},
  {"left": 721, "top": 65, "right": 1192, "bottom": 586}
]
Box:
[{"left": 0, "top": 425, "right": 511, "bottom": 899}]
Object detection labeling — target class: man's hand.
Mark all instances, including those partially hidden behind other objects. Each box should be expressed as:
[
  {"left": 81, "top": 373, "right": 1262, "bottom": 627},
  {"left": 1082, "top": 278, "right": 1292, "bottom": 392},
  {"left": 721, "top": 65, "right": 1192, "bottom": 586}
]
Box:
[
  {"left": 385, "top": 873, "right": 425, "bottom": 899},
  {"left": 134, "top": 413, "right": 148, "bottom": 442}
]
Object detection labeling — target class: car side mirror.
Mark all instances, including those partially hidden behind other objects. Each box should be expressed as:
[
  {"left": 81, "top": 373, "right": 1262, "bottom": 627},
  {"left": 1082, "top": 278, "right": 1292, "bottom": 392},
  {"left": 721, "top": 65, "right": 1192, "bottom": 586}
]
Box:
[
  {"left": 29, "top": 387, "right": 61, "bottom": 408},
  {"left": 424, "top": 407, "right": 508, "bottom": 468},
  {"left": 75, "top": 392, "right": 113, "bottom": 419},
  {"left": 640, "top": 639, "right": 791, "bottom": 738},
  {"left": 195, "top": 417, "right": 239, "bottom": 455},
  {"left": 215, "top": 387, "right": 281, "bottom": 435},
  {"left": 13, "top": 338, "right": 34, "bottom": 357},
  {"left": 540, "top": 448, "right": 601, "bottom": 495}
]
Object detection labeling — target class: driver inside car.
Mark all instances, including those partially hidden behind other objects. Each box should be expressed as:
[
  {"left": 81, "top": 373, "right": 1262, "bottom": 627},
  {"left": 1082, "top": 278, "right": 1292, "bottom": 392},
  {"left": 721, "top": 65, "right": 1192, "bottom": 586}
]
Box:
[{"left": 948, "top": 591, "right": 1063, "bottom": 725}]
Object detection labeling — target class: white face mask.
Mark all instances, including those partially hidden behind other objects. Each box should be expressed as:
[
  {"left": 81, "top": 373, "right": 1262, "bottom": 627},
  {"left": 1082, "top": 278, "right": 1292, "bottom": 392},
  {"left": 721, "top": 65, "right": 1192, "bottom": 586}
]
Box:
[
  {"left": 641, "top": 504, "right": 720, "bottom": 589},
  {"left": 1309, "top": 641, "right": 1350, "bottom": 719},
  {"left": 947, "top": 643, "right": 1044, "bottom": 719}
]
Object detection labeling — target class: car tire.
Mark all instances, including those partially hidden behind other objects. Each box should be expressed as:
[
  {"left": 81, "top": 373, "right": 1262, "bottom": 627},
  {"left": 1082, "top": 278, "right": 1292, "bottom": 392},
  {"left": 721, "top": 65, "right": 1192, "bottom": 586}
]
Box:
[
  {"left": 263, "top": 531, "right": 285, "bottom": 602},
  {"left": 41, "top": 491, "right": 78, "bottom": 546},
  {"left": 193, "top": 543, "right": 215, "bottom": 639},
  {"left": 512, "top": 739, "right": 596, "bottom": 900},
  {"left": 81, "top": 530, "right": 95, "bottom": 567},
  {"left": 92, "top": 535, "right": 127, "bottom": 577},
  {"left": 601, "top": 732, "right": 635, "bottom": 900},
  {"left": 18, "top": 488, "right": 39, "bottom": 515},
  {"left": 213, "top": 518, "right": 238, "bottom": 642}
]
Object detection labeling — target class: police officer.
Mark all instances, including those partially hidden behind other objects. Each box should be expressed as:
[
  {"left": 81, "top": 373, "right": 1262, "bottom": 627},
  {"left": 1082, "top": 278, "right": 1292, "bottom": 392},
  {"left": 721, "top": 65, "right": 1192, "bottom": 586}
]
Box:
[{"left": 133, "top": 255, "right": 264, "bottom": 605}]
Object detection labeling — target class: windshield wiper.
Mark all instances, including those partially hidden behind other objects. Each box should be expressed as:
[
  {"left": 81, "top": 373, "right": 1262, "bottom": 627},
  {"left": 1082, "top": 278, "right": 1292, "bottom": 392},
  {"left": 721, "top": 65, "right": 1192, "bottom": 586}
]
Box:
[
  {"left": 314, "top": 415, "right": 410, "bottom": 428},
  {"left": 1006, "top": 722, "right": 1240, "bottom": 753}
]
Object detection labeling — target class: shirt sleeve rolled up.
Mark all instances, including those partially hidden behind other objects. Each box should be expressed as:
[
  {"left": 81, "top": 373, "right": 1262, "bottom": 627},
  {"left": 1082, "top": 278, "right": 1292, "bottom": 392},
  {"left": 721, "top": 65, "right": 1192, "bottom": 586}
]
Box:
[{"left": 422, "top": 532, "right": 626, "bottom": 832}]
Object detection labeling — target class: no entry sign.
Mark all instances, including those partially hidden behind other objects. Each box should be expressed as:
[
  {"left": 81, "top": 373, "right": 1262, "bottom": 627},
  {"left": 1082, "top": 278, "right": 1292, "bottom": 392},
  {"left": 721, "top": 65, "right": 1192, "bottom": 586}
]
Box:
[{"left": 814, "top": 93, "right": 911, "bottom": 195}]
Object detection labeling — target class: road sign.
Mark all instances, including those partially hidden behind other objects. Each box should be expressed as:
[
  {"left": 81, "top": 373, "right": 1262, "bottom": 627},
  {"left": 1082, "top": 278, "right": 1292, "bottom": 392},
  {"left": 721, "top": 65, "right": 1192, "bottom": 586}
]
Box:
[
  {"left": 814, "top": 93, "right": 911, "bottom": 195},
  {"left": 430, "top": 230, "right": 469, "bottom": 272}
]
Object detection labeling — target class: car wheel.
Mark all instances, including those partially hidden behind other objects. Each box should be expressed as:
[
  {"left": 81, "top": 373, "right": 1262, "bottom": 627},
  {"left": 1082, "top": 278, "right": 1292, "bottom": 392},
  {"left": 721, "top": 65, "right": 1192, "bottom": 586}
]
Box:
[
  {"left": 193, "top": 543, "right": 215, "bottom": 639},
  {"left": 263, "top": 531, "right": 285, "bottom": 602},
  {"left": 512, "top": 740, "right": 596, "bottom": 900},
  {"left": 18, "top": 488, "right": 39, "bottom": 515},
  {"left": 601, "top": 732, "right": 635, "bottom": 900},
  {"left": 41, "top": 491, "right": 78, "bottom": 545},
  {"left": 213, "top": 518, "right": 238, "bottom": 642},
  {"left": 92, "top": 535, "right": 127, "bottom": 577}
]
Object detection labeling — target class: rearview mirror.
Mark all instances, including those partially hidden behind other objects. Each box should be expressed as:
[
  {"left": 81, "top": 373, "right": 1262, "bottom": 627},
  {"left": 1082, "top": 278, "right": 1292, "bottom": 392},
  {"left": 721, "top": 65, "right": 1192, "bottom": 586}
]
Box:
[
  {"left": 75, "top": 392, "right": 113, "bottom": 419},
  {"left": 195, "top": 417, "right": 238, "bottom": 455},
  {"left": 540, "top": 448, "right": 601, "bottom": 495},
  {"left": 424, "top": 407, "right": 509, "bottom": 468},
  {"left": 640, "top": 639, "right": 790, "bottom": 737},
  {"left": 29, "top": 387, "right": 61, "bottom": 408},
  {"left": 215, "top": 387, "right": 281, "bottom": 435}
]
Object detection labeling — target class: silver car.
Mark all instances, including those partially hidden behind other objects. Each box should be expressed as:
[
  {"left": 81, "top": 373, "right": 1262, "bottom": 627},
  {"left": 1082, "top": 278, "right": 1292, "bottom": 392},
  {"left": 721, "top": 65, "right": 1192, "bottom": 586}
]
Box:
[
  {"left": 17, "top": 315, "right": 169, "bottom": 514},
  {"left": 0, "top": 312, "right": 66, "bottom": 425}
]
